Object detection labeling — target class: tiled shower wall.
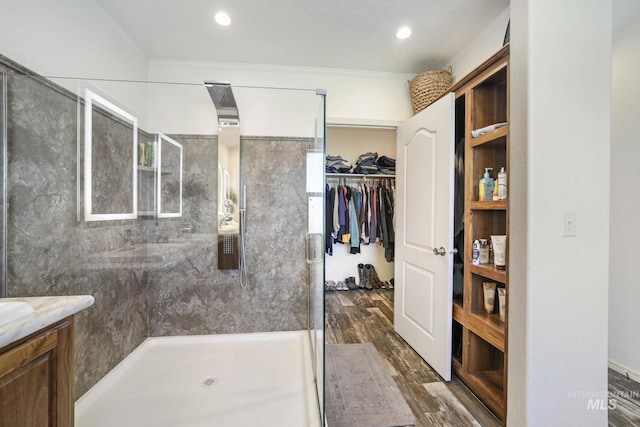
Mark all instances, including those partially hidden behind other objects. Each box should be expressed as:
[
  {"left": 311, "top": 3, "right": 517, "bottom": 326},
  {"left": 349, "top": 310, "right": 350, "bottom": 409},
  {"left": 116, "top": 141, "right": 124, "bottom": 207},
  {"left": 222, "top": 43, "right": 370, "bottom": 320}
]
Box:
[
  {"left": 2, "top": 61, "right": 151, "bottom": 397},
  {"left": 0, "top": 55, "right": 311, "bottom": 397},
  {"left": 147, "top": 136, "right": 312, "bottom": 336}
]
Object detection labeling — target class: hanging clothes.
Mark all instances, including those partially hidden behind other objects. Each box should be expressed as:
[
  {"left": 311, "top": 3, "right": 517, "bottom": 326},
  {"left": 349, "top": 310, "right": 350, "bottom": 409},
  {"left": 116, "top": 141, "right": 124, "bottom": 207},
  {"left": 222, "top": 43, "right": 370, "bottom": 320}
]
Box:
[
  {"left": 324, "top": 178, "right": 395, "bottom": 262},
  {"left": 359, "top": 182, "right": 369, "bottom": 244},
  {"left": 348, "top": 187, "right": 361, "bottom": 254},
  {"left": 341, "top": 186, "right": 351, "bottom": 243},
  {"left": 369, "top": 185, "right": 378, "bottom": 244},
  {"left": 382, "top": 182, "right": 395, "bottom": 262},
  {"left": 325, "top": 184, "right": 334, "bottom": 255}
]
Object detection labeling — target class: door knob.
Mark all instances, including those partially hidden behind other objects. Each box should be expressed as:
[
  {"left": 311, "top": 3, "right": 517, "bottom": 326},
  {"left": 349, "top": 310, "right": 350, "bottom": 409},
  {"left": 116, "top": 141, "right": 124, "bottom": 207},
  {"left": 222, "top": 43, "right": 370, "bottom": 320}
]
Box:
[
  {"left": 433, "top": 247, "right": 446, "bottom": 256},
  {"left": 433, "top": 247, "right": 458, "bottom": 256}
]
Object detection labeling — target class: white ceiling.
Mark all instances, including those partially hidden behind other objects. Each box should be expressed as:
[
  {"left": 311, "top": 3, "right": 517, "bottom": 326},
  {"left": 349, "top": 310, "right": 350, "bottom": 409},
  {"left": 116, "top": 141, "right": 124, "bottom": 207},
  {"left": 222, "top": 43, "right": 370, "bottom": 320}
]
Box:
[{"left": 94, "top": 0, "right": 510, "bottom": 74}]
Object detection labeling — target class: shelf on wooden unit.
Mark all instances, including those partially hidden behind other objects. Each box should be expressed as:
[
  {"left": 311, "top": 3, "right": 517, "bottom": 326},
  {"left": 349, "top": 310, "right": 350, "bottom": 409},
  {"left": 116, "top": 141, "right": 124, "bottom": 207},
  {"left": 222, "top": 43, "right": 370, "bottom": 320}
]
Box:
[
  {"left": 469, "top": 200, "right": 507, "bottom": 211},
  {"left": 468, "top": 370, "right": 505, "bottom": 416},
  {"left": 452, "top": 355, "right": 462, "bottom": 370},
  {"left": 469, "top": 126, "right": 508, "bottom": 147},
  {"left": 466, "top": 312, "right": 505, "bottom": 351},
  {"left": 469, "top": 264, "right": 507, "bottom": 282},
  {"left": 453, "top": 302, "right": 464, "bottom": 323}
]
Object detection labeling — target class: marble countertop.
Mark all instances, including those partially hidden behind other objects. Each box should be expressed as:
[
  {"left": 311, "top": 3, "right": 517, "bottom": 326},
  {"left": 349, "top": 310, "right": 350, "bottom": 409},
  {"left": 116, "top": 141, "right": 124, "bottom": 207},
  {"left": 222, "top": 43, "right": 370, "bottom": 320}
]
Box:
[{"left": 0, "top": 295, "right": 95, "bottom": 349}]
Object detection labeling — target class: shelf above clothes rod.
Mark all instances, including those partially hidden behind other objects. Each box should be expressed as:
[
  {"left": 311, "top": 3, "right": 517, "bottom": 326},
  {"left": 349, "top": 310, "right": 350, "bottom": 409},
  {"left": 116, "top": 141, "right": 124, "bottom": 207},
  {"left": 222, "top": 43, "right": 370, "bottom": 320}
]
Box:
[{"left": 326, "top": 173, "right": 395, "bottom": 179}]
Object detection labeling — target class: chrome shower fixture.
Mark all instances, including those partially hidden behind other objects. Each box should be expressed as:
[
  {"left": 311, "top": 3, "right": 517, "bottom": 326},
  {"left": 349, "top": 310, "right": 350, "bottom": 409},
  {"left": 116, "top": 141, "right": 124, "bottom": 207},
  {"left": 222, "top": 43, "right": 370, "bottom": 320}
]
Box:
[{"left": 204, "top": 81, "right": 239, "bottom": 125}]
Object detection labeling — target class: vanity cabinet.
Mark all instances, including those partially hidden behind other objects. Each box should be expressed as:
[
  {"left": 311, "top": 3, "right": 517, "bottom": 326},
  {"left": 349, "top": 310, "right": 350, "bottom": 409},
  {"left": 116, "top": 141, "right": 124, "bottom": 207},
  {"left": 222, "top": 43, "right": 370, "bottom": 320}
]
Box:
[
  {"left": 0, "top": 318, "right": 74, "bottom": 427},
  {"left": 451, "top": 45, "right": 509, "bottom": 421}
]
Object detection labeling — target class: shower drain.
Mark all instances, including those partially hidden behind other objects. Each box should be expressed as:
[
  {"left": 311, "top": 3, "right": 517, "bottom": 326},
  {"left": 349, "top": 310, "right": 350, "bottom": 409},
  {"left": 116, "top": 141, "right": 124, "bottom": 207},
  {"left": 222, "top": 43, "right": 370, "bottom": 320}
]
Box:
[{"left": 201, "top": 376, "right": 219, "bottom": 388}]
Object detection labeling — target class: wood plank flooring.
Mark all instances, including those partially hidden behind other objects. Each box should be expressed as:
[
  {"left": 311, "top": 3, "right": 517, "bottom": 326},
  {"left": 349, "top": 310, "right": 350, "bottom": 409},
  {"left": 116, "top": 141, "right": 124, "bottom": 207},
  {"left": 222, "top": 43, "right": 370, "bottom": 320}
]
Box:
[
  {"left": 325, "top": 288, "right": 640, "bottom": 426},
  {"left": 609, "top": 368, "right": 640, "bottom": 426},
  {"left": 325, "top": 288, "right": 501, "bottom": 427}
]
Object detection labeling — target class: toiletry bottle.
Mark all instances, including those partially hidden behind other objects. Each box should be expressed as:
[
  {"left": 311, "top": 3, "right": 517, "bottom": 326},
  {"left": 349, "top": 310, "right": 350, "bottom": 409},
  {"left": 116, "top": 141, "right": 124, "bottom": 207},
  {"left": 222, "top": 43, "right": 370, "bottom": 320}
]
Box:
[
  {"left": 485, "top": 170, "right": 495, "bottom": 202},
  {"left": 479, "top": 168, "right": 493, "bottom": 201},
  {"left": 497, "top": 166, "right": 507, "bottom": 200},
  {"left": 145, "top": 141, "right": 154, "bottom": 167},
  {"left": 472, "top": 240, "right": 481, "bottom": 265},
  {"left": 480, "top": 168, "right": 494, "bottom": 202},
  {"left": 139, "top": 142, "right": 146, "bottom": 166},
  {"left": 480, "top": 239, "right": 489, "bottom": 264}
]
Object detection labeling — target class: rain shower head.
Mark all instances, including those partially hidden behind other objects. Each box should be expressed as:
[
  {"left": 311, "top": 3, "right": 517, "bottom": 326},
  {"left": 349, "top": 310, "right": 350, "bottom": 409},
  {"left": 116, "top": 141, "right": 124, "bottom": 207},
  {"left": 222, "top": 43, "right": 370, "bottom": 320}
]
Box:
[{"left": 205, "top": 81, "right": 239, "bottom": 125}]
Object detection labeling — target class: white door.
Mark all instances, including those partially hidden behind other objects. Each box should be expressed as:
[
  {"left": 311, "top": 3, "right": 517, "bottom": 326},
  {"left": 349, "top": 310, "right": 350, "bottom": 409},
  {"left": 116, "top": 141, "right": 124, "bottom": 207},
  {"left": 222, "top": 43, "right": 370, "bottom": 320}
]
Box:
[{"left": 394, "top": 93, "right": 455, "bottom": 381}]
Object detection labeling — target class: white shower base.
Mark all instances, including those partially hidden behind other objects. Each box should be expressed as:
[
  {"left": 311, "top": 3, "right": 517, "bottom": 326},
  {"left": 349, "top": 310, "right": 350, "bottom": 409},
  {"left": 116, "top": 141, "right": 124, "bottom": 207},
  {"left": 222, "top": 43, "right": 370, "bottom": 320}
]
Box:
[{"left": 75, "top": 331, "right": 321, "bottom": 427}]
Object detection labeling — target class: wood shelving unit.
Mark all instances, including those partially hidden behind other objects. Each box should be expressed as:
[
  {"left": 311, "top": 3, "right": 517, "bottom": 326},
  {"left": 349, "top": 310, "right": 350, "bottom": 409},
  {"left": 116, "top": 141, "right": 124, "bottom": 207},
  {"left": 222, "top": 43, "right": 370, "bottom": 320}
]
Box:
[{"left": 451, "top": 45, "right": 509, "bottom": 422}]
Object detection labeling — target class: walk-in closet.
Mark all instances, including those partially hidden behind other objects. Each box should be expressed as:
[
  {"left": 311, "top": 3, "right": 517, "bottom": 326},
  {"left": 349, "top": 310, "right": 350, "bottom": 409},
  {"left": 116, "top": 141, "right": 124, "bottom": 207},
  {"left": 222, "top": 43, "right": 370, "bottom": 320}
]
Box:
[
  {"left": 324, "top": 126, "right": 397, "bottom": 291},
  {"left": 323, "top": 124, "right": 502, "bottom": 426}
]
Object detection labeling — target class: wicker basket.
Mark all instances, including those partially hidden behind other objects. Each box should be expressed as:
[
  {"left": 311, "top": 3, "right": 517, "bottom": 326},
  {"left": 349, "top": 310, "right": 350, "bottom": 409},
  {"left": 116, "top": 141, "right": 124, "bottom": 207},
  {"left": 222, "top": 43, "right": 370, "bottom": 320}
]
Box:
[{"left": 408, "top": 67, "right": 452, "bottom": 114}]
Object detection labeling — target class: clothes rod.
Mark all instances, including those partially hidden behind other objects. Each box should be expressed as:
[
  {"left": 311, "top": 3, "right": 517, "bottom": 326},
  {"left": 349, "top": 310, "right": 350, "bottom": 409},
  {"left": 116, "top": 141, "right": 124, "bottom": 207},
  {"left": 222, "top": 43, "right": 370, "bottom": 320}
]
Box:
[{"left": 326, "top": 173, "right": 395, "bottom": 179}]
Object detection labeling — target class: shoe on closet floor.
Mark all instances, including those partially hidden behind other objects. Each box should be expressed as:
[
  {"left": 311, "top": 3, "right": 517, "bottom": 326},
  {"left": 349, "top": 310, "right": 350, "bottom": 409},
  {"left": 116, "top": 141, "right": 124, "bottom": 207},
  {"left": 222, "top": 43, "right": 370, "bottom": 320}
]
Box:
[
  {"left": 325, "top": 280, "right": 336, "bottom": 292},
  {"left": 363, "top": 265, "right": 373, "bottom": 291},
  {"left": 366, "top": 264, "right": 385, "bottom": 289},
  {"left": 346, "top": 277, "right": 357, "bottom": 290},
  {"left": 357, "top": 264, "right": 366, "bottom": 289}
]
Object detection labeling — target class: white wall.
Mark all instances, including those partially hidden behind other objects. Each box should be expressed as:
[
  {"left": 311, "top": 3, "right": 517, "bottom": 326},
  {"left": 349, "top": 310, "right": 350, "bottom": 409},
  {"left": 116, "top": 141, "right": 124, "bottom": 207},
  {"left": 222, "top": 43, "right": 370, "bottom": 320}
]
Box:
[
  {"left": 147, "top": 60, "right": 414, "bottom": 137},
  {"left": 609, "top": 19, "right": 640, "bottom": 380},
  {"left": 0, "top": 0, "right": 149, "bottom": 123},
  {"left": 448, "top": 8, "right": 511, "bottom": 83},
  {"left": 509, "top": 1, "right": 611, "bottom": 425}
]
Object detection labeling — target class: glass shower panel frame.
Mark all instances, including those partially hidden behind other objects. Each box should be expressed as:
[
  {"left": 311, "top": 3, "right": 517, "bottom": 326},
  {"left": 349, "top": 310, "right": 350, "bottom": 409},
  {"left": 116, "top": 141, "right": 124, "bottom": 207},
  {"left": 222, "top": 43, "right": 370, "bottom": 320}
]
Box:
[
  {"left": 0, "top": 73, "right": 6, "bottom": 298},
  {"left": 309, "top": 92, "right": 326, "bottom": 421}
]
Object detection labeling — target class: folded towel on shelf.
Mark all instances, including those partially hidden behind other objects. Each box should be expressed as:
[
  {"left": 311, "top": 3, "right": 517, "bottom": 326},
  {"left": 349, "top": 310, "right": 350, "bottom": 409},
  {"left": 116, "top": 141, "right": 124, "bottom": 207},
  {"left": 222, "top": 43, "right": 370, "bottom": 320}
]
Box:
[{"left": 471, "top": 122, "right": 507, "bottom": 138}]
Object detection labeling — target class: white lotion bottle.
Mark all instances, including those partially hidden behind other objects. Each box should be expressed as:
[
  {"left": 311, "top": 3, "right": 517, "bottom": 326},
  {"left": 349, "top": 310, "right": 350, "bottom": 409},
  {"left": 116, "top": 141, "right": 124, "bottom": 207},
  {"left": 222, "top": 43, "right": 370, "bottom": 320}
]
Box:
[{"left": 497, "top": 166, "right": 507, "bottom": 200}]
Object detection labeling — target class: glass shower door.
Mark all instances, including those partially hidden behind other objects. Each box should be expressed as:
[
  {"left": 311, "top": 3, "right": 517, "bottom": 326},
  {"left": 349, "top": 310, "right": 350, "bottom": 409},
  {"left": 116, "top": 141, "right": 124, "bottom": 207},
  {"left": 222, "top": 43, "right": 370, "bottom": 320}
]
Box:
[{"left": 307, "top": 90, "right": 326, "bottom": 421}]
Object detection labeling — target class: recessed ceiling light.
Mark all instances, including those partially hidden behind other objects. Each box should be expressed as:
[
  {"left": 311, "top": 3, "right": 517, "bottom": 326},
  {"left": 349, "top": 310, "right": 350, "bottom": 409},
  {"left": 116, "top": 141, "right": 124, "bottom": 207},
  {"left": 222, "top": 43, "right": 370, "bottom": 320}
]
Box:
[
  {"left": 215, "top": 12, "right": 231, "bottom": 26},
  {"left": 396, "top": 27, "right": 412, "bottom": 39}
]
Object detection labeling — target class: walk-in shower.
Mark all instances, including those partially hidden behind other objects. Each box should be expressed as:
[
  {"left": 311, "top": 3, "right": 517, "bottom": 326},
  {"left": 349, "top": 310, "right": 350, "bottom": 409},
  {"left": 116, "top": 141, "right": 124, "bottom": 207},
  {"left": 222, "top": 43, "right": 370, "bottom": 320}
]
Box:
[{"left": 0, "top": 54, "right": 326, "bottom": 426}]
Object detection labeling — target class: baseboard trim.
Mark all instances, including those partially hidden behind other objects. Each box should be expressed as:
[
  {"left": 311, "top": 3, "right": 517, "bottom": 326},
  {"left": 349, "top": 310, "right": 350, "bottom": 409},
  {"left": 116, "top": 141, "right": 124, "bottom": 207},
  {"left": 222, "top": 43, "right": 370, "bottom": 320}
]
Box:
[{"left": 608, "top": 359, "right": 640, "bottom": 383}]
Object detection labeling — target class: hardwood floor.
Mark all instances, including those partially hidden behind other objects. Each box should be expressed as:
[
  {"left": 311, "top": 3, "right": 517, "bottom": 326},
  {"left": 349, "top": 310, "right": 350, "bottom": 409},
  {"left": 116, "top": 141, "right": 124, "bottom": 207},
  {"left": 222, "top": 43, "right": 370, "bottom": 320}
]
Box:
[
  {"left": 325, "top": 288, "right": 501, "bottom": 427},
  {"left": 609, "top": 368, "right": 640, "bottom": 427},
  {"left": 325, "top": 288, "right": 640, "bottom": 426}
]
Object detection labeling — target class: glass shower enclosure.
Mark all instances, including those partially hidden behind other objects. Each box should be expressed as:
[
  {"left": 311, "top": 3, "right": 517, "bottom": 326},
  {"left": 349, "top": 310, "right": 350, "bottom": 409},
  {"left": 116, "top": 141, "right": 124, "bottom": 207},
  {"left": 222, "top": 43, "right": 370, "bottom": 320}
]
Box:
[{"left": 0, "top": 54, "right": 325, "bottom": 425}]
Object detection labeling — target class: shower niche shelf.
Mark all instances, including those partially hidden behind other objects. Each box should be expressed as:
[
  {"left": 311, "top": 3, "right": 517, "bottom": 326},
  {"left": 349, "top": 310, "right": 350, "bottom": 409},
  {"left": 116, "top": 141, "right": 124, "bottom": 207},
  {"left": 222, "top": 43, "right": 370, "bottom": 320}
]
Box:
[
  {"left": 137, "top": 166, "right": 156, "bottom": 217},
  {"left": 136, "top": 134, "right": 183, "bottom": 219}
]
